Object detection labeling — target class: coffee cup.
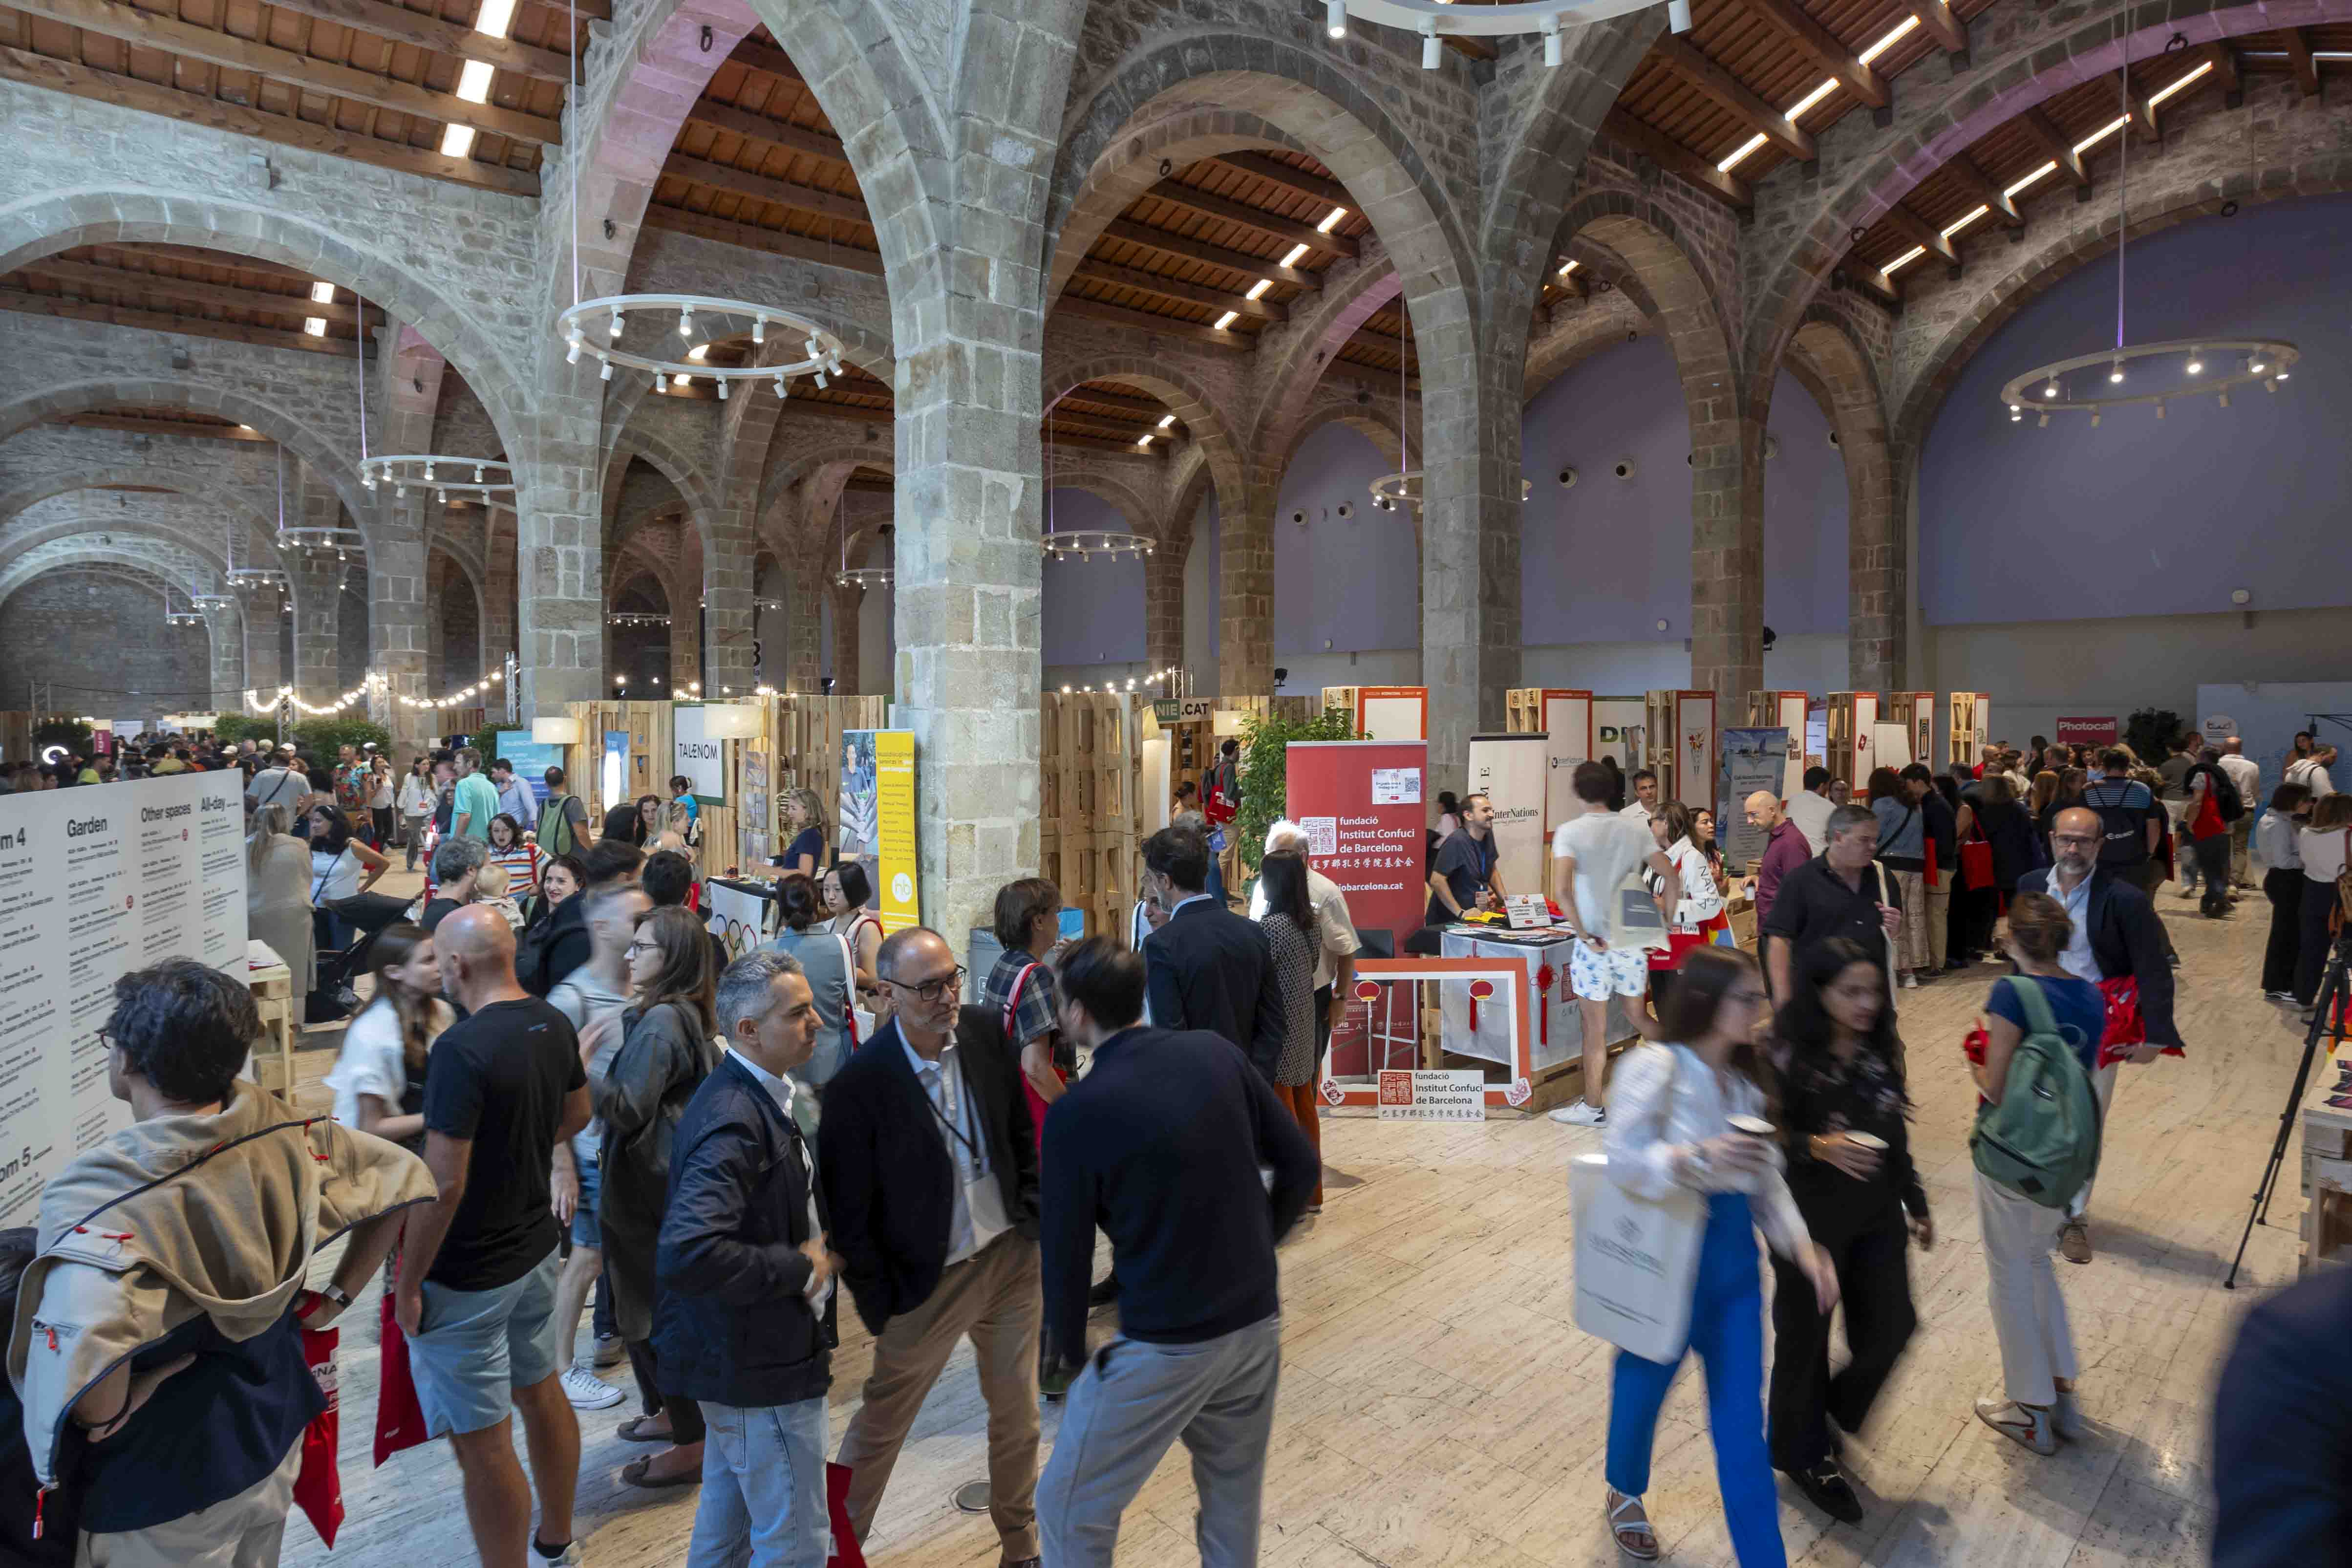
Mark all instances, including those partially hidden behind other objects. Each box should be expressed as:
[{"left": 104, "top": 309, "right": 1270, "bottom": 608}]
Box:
[
  {"left": 1727, "top": 1114, "right": 1775, "bottom": 1139},
  {"left": 1845, "top": 1131, "right": 1888, "bottom": 1153}
]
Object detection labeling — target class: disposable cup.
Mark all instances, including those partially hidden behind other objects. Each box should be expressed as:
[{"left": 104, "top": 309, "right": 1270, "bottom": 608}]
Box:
[
  {"left": 1727, "top": 1114, "right": 1775, "bottom": 1139},
  {"left": 1846, "top": 1131, "right": 1888, "bottom": 1153}
]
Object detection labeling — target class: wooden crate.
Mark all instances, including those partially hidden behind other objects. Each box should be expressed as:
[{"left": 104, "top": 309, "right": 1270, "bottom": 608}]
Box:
[
  {"left": 247, "top": 960, "right": 297, "bottom": 1098},
  {"left": 0, "top": 712, "right": 31, "bottom": 763},
  {"left": 1505, "top": 688, "right": 1544, "bottom": 734},
  {"left": 1041, "top": 693, "right": 1140, "bottom": 943},
  {"left": 1948, "top": 691, "right": 1990, "bottom": 773},
  {"left": 1824, "top": 692, "right": 1882, "bottom": 800}
]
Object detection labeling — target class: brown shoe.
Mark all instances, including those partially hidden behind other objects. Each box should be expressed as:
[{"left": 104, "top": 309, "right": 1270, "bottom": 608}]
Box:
[{"left": 2057, "top": 1221, "right": 2092, "bottom": 1265}]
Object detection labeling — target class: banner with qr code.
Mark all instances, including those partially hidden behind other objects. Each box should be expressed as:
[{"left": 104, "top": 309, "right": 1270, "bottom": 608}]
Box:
[{"left": 1284, "top": 740, "right": 1428, "bottom": 955}]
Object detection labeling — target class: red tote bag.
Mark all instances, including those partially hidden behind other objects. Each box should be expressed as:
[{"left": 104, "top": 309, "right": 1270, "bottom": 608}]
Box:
[
  {"left": 374, "top": 1289, "right": 430, "bottom": 1466},
  {"left": 294, "top": 1322, "right": 345, "bottom": 1547},
  {"left": 1958, "top": 820, "right": 1995, "bottom": 892},
  {"left": 826, "top": 1462, "right": 869, "bottom": 1568}
]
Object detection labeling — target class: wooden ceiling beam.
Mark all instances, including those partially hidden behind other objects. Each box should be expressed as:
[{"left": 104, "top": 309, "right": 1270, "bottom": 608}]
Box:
[
  {"left": 15, "top": 258, "right": 388, "bottom": 323},
  {"left": 1601, "top": 108, "right": 1753, "bottom": 212},
  {"left": 2282, "top": 26, "right": 2319, "bottom": 95},
  {"left": 1653, "top": 35, "right": 1815, "bottom": 163},
  {"left": 1205, "top": 150, "right": 1351, "bottom": 212},
  {"left": 247, "top": 0, "right": 575, "bottom": 85},
  {"left": 1900, "top": 0, "right": 1967, "bottom": 54},
  {"left": 1944, "top": 152, "right": 2022, "bottom": 227},
  {"left": 1046, "top": 410, "right": 1164, "bottom": 444},
  {"left": 1053, "top": 295, "right": 1255, "bottom": 352},
  {"left": 1096, "top": 219, "right": 1321, "bottom": 289},
  {"left": 1878, "top": 203, "right": 1957, "bottom": 267},
  {"left": 728, "top": 39, "right": 802, "bottom": 85},
  {"left": 0, "top": 287, "right": 373, "bottom": 355},
  {"left": 1321, "top": 360, "right": 1420, "bottom": 398},
  {"left": 49, "top": 412, "right": 271, "bottom": 442},
  {"left": 663, "top": 152, "right": 868, "bottom": 228},
  {"left": 3, "top": 0, "right": 563, "bottom": 144},
  {"left": 1742, "top": 0, "right": 1887, "bottom": 107},
  {"left": 2203, "top": 42, "right": 2243, "bottom": 102},
  {"left": 1143, "top": 181, "right": 1357, "bottom": 258},
  {"left": 0, "top": 47, "right": 540, "bottom": 195},
  {"left": 1838, "top": 262, "right": 1901, "bottom": 308},
  {"left": 1058, "top": 385, "right": 1173, "bottom": 421},
  {"left": 2019, "top": 107, "right": 2092, "bottom": 190},
  {"left": 2126, "top": 84, "right": 2160, "bottom": 143},
  {"left": 1040, "top": 429, "right": 1166, "bottom": 460},
  {"left": 88, "top": 242, "right": 315, "bottom": 278},
  {"left": 1069, "top": 258, "right": 1285, "bottom": 321},
  {"left": 684, "top": 95, "right": 852, "bottom": 169},
  {"left": 638, "top": 205, "right": 884, "bottom": 277}
]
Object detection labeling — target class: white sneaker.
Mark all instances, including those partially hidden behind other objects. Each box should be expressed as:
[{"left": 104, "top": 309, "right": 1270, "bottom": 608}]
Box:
[
  {"left": 2051, "top": 1389, "right": 2087, "bottom": 1441},
  {"left": 1900, "top": 972, "right": 1920, "bottom": 990},
  {"left": 533, "top": 1539, "right": 583, "bottom": 1566},
  {"left": 1549, "top": 1100, "right": 1606, "bottom": 1127},
  {"left": 1975, "top": 1397, "right": 2057, "bottom": 1456},
  {"left": 561, "top": 1365, "right": 624, "bottom": 1410}
]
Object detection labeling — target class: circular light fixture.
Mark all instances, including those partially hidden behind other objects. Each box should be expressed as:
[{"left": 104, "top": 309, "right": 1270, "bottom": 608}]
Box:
[
  {"left": 556, "top": 294, "right": 845, "bottom": 401},
  {"left": 1998, "top": 339, "right": 2298, "bottom": 424},
  {"left": 1326, "top": 0, "right": 1691, "bottom": 69},
  {"left": 1043, "top": 526, "right": 1155, "bottom": 561},
  {"left": 1368, "top": 472, "right": 1533, "bottom": 511},
  {"left": 358, "top": 454, "right": 515, "bottom": 505},
  {"left": 835, "top": 567, "right": 895, "bottom": 590}
]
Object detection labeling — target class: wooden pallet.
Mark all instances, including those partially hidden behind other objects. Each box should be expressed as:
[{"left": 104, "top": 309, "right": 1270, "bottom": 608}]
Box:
[
  {"left": 247, "top": 960, "right": 297, "bottom": 1098},
  {"left": 1041, "top": 693, "right": 1140, "bottom": 943},
  {"left": 1505, "top": 688, "right": 1544, "bottom": 735}
]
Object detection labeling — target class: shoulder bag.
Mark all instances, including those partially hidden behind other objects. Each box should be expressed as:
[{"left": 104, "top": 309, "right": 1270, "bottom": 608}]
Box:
[
  {"left": 1569, "top": 1049, "right": 1704, "bottom": 1363},
  {"left": 1958, "top": 812, "right": 1995, "bottom": 892}
]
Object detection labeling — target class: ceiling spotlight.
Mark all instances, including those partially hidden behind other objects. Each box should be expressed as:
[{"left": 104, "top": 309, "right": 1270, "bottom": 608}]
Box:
[
  {"left": 678, "top": 308, "right": 694, "bottom": 339},
  {"left": 1325, "top": 0, "right": 1344, "bottom": 36},
  {"left": 608, "top": 311, "right": 624, "bottom": 338},
  {"left": 2108, "top": 361, "right": 2125, "bottom": 385},
  {"left": 1420, "top": 19, "right": 1440, "bottom": 68},
  {"left": 2186, "top": 347, "right": 2203, "bottom": 375},
  {"left": 2043, "top": 382, "right": 2058, "bottom": 398}
]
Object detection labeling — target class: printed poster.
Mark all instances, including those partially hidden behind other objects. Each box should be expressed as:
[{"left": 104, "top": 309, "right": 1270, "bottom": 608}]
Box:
[
  {"left": 1594, "top": 697, "right": 1646, "bottom": 773},
  {"left": 492, "top": 730, "right": 566, "bottom": 816},
  {"left": 1370, "top": 768, "right": 1421, "bottom": 806},
  {"left": 672, "top": 706, "right": 728, "bottom": 805},
  {"left": 1715, "top": 728, "right": 1791, "bottom": 876},
  {"left": 1674, "top": 691, "right": 1716, "bottom": 811},
  {"left": 1376, "top": 1069, "right": 1486, "bottom": 1122},
  {"left": 0, "top": 772, "right": 246, "bottom": 1226},
  {"left": 738, "top": 750, "right": 771, "bottom": 869},
  {"left": 1466, "top": 732, "right": 1547, "bottom": 902},
  {"left": 1285, "top": 740, "right": 1428, "bottom": 953},
  {"left": 2056, "top": 716, "right": 2117, "bottom": 748},
  {"left": 1539, "top": 690, "right": 1593, "bottom": 836},
  {"left": 842, "top": 730, "right": 919, "bottom": 934}
]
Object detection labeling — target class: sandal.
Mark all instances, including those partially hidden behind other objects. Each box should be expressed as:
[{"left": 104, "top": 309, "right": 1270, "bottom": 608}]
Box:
[
  {"left": 1606, "top": 1488, "right": 1658, "bottom": 1561},
  {"left": 620, "top": 1452, "right": 703, "bottom": 1490},
  {"left": 617, "top": 1416, "right": 672, "bottom": 1444}
]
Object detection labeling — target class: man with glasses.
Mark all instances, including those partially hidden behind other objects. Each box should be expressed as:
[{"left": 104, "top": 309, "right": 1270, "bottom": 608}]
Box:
[
  {"left": 2018, "top": 806, "right": 2181, "bottom": 1264},
  {"left": 819, "top": 927, "right": 1044, "bottom": 1568}
]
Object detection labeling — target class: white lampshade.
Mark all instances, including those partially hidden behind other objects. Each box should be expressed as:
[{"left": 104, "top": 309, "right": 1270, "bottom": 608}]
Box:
[
  {"left": 1212, "top": 709, "right": 1244, "bottom": 737},
  {"left": 699, "top": 704, "right": 762, "bottom": 741},
  {"left": 532, "top": 715, "right": 583, "bottom": 745}
]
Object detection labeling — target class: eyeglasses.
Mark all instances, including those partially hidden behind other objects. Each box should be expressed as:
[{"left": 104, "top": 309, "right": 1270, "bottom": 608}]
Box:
[
  {"left": 882, "top": 967, "right": 965, "bottom": 1004},
  {"left": 625, "top": 940, "right": 657, "bottom": 958},
  {"left": 2051, "top": 834, "right": 2101, "bottom": 848}
]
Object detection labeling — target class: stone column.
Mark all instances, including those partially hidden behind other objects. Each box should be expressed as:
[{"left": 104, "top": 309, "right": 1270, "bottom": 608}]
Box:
[
  {"left": 1219, "top": 470, "right": 1277, "bottom": 700},
  {"left": 207, "top": 603, "right": 244, "bottom": 716},
  {"left": 1143, "top": 543, "right": 1183, "bottom": 681},
  {"left": 667, "top": 597, "right": 702, "bottom": 694},
  {"left": 1419, "top": 339, "right": 1524, "bottom": 787},
  {"left": 370, "top": 495, "right": 432, "bottom": 757},
  {"left": 481, "top": 508, "right": 518, "bottom": 672},
  {"left": 829, "top": 579, "right": 863, "bottom": 693},
  {"left": 782, "top": 547, "right": 824, "bottom": 693},
  {"left": 1690, "top": 415, "right": 1765, "bottom": 710},
  {"left": 243, "top": 592, "right": 284, "bottom": 697},
  {"left": 1849, "top": 435, "right": 1904, "bottom": 693},
  {"left": 288, "top": 550, "right": 342, "bottom": 706}
]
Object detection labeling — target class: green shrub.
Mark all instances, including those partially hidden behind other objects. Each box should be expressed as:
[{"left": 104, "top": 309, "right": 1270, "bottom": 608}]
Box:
[
  {"left": 1234, "top": 705, "right": 1365, "bottom": 876},
  {"left": 290, "top": 715, "right": 391, "bottom": 757}
]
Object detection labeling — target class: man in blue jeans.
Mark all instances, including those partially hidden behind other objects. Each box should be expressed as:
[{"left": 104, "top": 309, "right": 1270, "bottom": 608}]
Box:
[
  {"left": 402, "top": 907, "right": 592, "bottom": 1568},
  {"left": 657, "top": 949, "right": 836, "bottom": 1567}
]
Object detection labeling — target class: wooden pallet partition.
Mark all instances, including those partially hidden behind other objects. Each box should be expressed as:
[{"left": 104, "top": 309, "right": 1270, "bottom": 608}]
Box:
[
  {"left": 1041, "top": 693, "right": 1140, "bottom": 942},
  {"left": 1505, "top": 688, "right": 1543, "bottom": 734}
]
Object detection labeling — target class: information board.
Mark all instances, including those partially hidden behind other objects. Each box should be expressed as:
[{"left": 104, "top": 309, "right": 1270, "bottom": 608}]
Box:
[
  {"left": 1285, "top": 740, "right": 1427, "bottom": 954},
  {"left": 0, "top": 772, "right": 247, "bottom": 1225},
  {"left": 1467, "top": 731, "right": 1547, "bottom": 902},
  {"left": 672, "top": 706, "right": 728, "bottom": 804},
  {"left": 841, "top": 730, "right": 919, "bottom": 934},
  {"left": 1715, "top": 727, "right": 1791, "bottom": 875}
]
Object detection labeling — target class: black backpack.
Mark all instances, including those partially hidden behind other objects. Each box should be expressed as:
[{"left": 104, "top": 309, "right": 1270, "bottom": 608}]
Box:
[
  {"left": 2208, "top": 766, "right": 2245, "bottom": 823},
  {"left": 2080, "top": 778, "right": 2149, "bottom": 867}
]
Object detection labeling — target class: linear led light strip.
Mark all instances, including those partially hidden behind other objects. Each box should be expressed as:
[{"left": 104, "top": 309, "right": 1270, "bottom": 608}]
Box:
[
  {"left": 1201, "top": 205, "right": 1349, "bottom": 334},
  {"left": 439, "top": 0, "right": 519, "bottom": 158},
  {"left": 1882, "top": 57, "right": 2214, "bottom": 275},
  {"left": 302, "top": 279, "right": 334, "bottom": 337},
  {"left": 1715, "top": 14, "right": 1919, "bottom": 173}
]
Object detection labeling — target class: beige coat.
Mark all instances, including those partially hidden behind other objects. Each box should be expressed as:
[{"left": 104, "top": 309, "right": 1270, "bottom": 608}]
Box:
[{"left": 7, "top": 1080, "right": 434, "bottom": 1488}]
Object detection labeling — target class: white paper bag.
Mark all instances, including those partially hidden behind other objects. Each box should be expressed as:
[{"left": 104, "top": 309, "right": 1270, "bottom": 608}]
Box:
[{"left": 1569, "top": 1152, "right": 1706, "bottom": 1364}]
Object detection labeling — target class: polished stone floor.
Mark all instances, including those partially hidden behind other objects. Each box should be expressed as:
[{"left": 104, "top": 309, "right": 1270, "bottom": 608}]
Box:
[{"left": 283, "top": 876, "right": 2305, "bottom": 1566}]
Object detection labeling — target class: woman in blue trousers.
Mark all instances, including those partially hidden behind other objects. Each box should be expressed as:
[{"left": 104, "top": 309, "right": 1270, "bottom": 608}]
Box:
[{"left": 1599, "top": 945, "right": 1840, "bottom": 1563}]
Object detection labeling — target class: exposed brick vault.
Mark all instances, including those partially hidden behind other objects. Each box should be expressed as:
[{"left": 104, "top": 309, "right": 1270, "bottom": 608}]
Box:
[{"left": 3, "top": 0, "right": 2347, "bottom": 927}]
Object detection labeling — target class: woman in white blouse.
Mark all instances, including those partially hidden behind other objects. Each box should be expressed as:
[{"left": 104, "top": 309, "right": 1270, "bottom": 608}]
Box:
[
  {"left": 2294, "top": 792, "right": 2352, "bottom": 1015},
  {"left": 1600, "top": 946, "right": 1837, "bottom": 1564}
]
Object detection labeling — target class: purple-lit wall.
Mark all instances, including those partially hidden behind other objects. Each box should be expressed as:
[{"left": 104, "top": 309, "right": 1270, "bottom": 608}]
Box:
[
  {"left": 1271, "top": 423, "right": 1420, "bottom": 653},
  {"left": 1921, "top": 191, "right": 2352, "bottom": 623},
  {"left": 1041, "top": 487, "right": 1146, "bottom": 666}
]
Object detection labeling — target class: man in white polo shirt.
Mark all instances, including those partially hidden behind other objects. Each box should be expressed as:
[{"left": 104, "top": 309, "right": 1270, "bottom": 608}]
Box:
[
  {"left": 1784, "top": 766, "right": 1838, "bottom": 856},
  {"left": 1548, "top": 763, "right": 1679, "bottom": 1129}
]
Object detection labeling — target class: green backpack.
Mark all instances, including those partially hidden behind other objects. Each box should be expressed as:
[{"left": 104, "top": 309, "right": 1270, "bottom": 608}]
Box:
[
  {"left": 1971, "top": 976, "right": 2103, "bottom": 1209},
  {"left": 537, "top": 793, "right": 578, "bottom": 859}
]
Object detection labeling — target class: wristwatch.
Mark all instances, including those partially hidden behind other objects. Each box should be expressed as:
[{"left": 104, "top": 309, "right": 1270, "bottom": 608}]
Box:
[{"left": 300, "top": 1284, "right": 353, "bottom": 1318}]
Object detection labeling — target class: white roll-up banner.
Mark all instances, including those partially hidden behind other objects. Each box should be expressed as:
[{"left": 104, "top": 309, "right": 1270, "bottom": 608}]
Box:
[{"left": 1467, "top": 731, "right": 1549, "bottom": 901}]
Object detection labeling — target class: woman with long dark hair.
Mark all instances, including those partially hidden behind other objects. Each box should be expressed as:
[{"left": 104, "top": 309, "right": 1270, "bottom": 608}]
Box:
[
  {"left": 1600, "top": 946, "right": 1836, "bottom": 1563},
  {"left": 1764, "top": 937, "right": 1929, "bottom": 1522},
  {"left": 825, "top": 860, "right": 883, "bottom": 1004},
  {"left": 600, "top": 799, "right": 645, "bottom": 846},
  {"left": 635, "top": 793, "right": 665, "bottom": 847},
  {"left": 1254, "top": 849, "right": 1325, "bottom": 1209},
  {"left": 305, "top": 801, "right": 405, "bottom": 1004},
  {"left": 597, "top": 904, "right": 720, "bottom": 1488},
  {"left": 485, "top": 811, "right": 544, "bottom": 899},
  {"left": 323, "top": 923, "right": 449, "bottom": 1149},
  {"left": 2258, "top": 782, "right": 2314, "bottom": 1000},
  {"left": 526, "top": 852, "right": 585, "bottom": 932},
  {"left": 1643, "top": 801, "right": 1724, "bottom": 1020}
]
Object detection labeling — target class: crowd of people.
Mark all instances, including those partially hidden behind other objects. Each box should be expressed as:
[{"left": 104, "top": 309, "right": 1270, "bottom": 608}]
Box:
[{"left": 3, "top": 715, "right": 2344, "bottom": 1568}]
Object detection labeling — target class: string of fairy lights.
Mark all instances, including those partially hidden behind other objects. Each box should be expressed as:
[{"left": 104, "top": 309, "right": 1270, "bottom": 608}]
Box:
[{"left": 240, "top": 665, "right": 509, "bottom": 717}]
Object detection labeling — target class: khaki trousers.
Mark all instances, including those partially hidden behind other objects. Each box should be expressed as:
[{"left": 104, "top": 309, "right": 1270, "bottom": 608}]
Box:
[
  {"left": 79, "top": 1438, "right": 300, "bottom": 1568},
  {"left": 1924, "top": 879, "right": 1951, "bottom": 973},
  {"left": 838, "top": 1231, "right": 1042, "bottom": 1559},
  {"left": 2229, "top": 817, "right": 2253, "bottom": 885}
]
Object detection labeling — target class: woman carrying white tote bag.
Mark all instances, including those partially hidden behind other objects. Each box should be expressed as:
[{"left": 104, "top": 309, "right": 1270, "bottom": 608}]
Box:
[{"left": 1570, "top": 945, "right": 1839, "bottom": 1564}]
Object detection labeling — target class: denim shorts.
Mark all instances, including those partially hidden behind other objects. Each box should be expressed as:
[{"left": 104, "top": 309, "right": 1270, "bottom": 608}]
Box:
[
  {"left": 406, "top": 1248, "right": 563, "bottom": 1437},
  {"left": 571, "top": 1149, "right": 603, "bottom": 1249}
]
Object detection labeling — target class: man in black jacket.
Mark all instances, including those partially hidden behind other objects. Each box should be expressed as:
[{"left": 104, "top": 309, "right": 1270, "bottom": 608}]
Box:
[
  {"left": 1036, "top": 939, "right": 1317, "bottom": 1567},
  {"left": 2019, "top": 807, "right": 2183, "bottom": 1264},
  {"left": 657, "top": 949, "right": 837, "bottom": 1566},
  {"left": 1137, "top": 824, "right": 1286, "bottom": 1078},
  {"left": 819, "top": 926, "right": 1043, "bottom": 1568}
]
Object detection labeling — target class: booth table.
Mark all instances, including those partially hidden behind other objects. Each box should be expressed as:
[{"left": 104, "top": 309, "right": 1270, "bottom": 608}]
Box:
[{"left": 1438, "top": 925, "right": 1642, "bottom": 1105}]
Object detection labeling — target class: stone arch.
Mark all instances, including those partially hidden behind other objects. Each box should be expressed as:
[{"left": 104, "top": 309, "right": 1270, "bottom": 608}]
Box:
[
  {"left": 1046, "top": 50, "right": 1478, "bottom": 702},
  {"left": 0, "top": 381, "right": 372, "bottom": 545},
  {"left": 1782, "top": 307, "right": 1897, "bottom": 690},
  {"left": 1043, "top": 471, "right": 1164, "bottom": 545},
  {"left": 0, "top": 467, "right": 278, "bottom": 560},
  {"left": 1742, "top": 0, "right": 2352, "bottom": 415},
  {"left": 0, "top": 527, "right": 222, "bottom": 596},
  {"left": 1550, "top": 191, "right": 1749, "bottom": 700},
  {"left": 1523, "top": 287, "right": 1653, "bottom": 402},
  {"left": 758, "top": 438, "right": 893, "bottom": 537},
  {"left": 1043, "top": 354, "right": 1246, "bottom": 533},
  {"left": 0, "top": 192, "right": 533, "bottom": 472}
]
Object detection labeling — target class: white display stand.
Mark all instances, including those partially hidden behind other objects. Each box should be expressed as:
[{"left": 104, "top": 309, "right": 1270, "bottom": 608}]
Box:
[{"left": 0, "top": 772, "right": 248, "bottom": 1225}]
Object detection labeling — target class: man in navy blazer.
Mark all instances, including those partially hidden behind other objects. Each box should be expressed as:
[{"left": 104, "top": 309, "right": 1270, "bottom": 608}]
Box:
[
  {"left": 1137, "top": 824, "right": 1287, "bottom": 1079},
  {"left": 818, "top": 926, "right": 1043, "bottom": 1567},
  {"left": 2018, "top": 807, "right": 2184, "bottom": 1262}
]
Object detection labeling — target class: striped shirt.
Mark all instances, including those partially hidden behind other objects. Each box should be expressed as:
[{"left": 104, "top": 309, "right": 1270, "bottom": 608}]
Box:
[{"left": 488, "top": 840, "right": 543, "bottom": 896}]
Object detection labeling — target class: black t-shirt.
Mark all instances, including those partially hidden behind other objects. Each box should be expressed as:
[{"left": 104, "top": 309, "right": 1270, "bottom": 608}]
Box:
[
  {"left": 423, "top": 996, "right": 584, "bottom": 1290},
  {"left": 1759, "top": 855, "right": 1901, "bottom": 967},
  {"left": 420, "top": 896, "right": 462, "bottom": 934},
  {"left": 1424, "top": 830, "right": 1497, "bottom": 924}
]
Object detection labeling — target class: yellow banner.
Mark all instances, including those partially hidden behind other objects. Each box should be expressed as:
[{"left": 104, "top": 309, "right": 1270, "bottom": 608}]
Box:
[{"left": 842, "top": 729, "right": 919, "bottom": 934}]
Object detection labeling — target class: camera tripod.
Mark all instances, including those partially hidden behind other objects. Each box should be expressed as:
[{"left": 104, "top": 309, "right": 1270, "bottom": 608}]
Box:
[{"left": 2225, "top": 927, "right": 2352, "bottom": 1290}]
